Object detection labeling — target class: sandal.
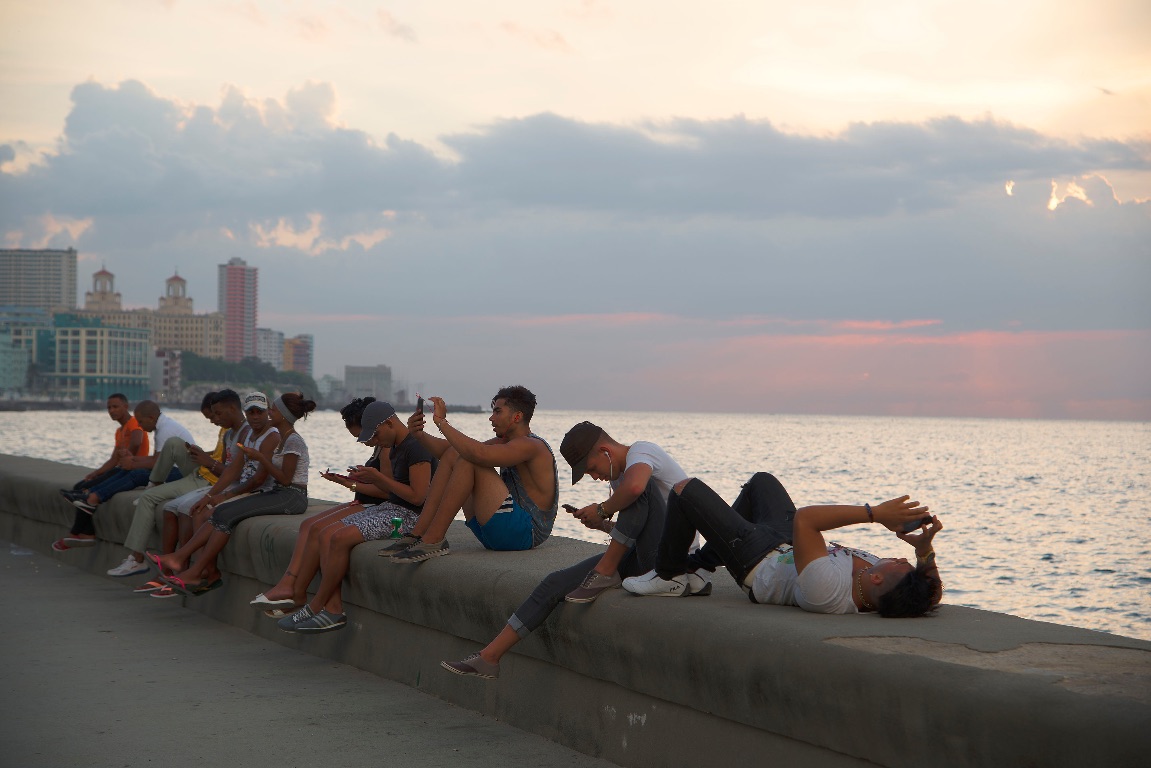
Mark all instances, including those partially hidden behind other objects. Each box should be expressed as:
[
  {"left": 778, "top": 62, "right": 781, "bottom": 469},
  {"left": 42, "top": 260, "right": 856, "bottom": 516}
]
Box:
[
  {"left": 150, "top": 586, "right": 179, "bottom": 598},
  {"left": 264, "top": 606, "right": 305, "bottom": 619},
  {"left": 250, "top": 593, "right": 297, "bottom": 609},
  {"left": 189, "top": 578, "right": 224, "bottom": 596},
  {"left": 133, "top": 580, "right": 167, "bottom": 594}
]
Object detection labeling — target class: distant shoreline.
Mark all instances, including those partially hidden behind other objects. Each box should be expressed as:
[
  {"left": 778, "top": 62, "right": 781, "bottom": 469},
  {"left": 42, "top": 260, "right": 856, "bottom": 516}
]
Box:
[{"left": 0, "top": 400, "right": 485, "bottom": 414}]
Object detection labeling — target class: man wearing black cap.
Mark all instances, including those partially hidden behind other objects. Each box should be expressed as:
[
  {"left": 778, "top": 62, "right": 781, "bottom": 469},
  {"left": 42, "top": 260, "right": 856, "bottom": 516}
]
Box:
[
  {"left": 277, "top": 400, "right": 437, "bottom": 633},
  {"left": 440, "top": 421, "right": 707, "bottom": 680}
]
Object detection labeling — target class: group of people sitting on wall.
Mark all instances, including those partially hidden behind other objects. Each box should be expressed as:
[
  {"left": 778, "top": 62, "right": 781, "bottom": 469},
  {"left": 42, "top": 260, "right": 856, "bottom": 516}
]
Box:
[{"left": 53, "top": 385, "right": 944, "bottom": 679}]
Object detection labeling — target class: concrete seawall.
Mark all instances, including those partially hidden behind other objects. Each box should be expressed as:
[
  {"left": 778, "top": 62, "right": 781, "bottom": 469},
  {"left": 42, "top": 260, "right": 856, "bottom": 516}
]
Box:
[{"left": 3, "top": 453, "right": 1149, "bottom": 767}]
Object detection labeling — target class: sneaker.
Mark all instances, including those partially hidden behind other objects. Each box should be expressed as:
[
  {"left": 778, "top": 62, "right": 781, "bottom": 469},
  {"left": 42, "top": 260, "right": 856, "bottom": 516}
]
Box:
[
  {"left": 107, "top": 555, "right": 149, "bottom": 577},
  {"left": 622, "top": 569, "right": 691, "bottom": 597},
  {"left": 685, "top": 570, "right": 713, "bottom": 596},
  {"left": 565, "top": 570, "right": 623, "bottom": 603},
  {"left": 441, "top": 652, "right": 500, "bottom": 680},
  {"left": 389, "top": 539, "right": 450, "bottom": 563},
  {"left": 71, "top": 498, "right": 96, "bottom": 515},
  {"left": 50, "top": 538, "right": 71, "bottom": 552},
  {"left": 150, "top": 585, "right": 179, "bottom": 598},
  {"left": 378, "top": 534, "right": 420, "bottom": 556},
  {"left": 277, "top": 605, "right": 315, "bottom": 632},
  {"left": 294, "top": 609, "right": 347, "bottom": 633},
  {"left": 58, "top": 488, "right": 83, "bottom": 502}
]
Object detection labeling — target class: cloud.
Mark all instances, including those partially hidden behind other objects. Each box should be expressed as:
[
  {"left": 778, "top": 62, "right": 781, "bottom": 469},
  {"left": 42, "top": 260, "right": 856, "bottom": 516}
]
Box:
[
  {"left": 499, "top": 22, "right": 574, "bottom": 53},
  {"left": 377, "top": 10, "right": 416, "bottom": 41},
  {"left": 1, "top": 78, "right": 1147, "bottom": 418}
]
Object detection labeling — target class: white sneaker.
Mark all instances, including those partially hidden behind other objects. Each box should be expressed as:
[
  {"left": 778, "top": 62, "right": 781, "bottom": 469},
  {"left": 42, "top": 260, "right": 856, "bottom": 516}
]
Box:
[
  {"left": 622, "top": 570, "right": 690, "bottom": 597},
  {"left": 107, "top": 554, "right": 149, "bottom": 577},
  {"left": 685, "top": 570, "right": 713, "bottom": 596}
]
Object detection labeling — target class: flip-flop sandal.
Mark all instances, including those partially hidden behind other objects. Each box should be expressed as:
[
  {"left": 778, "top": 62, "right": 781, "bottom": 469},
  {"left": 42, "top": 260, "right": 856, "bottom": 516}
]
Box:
[
  {"left": 150, "top": 586, "right": 179, "bottom": 598},
  {"left": 133, "top": 580, "right": 167, "bottom": 594},
  {"left": 161, "top": 574, "right": 196, "bottom": 597},
  {"left": 63, "top": 537, "right": 97, "bottom": 547},
  {"left": 189, "top": 579, "right": 224, "bottom": 596},
  {"left": 50, "top": 539, "right": 70, "bottom": 552},
  {"left": 250, "top": 593, "right": 297, "bottom": 608},
  {"left": 264, "top": 606, "right": 305, "bottom": 619},
  {"left": 145, "top": 551, "right": 170, "bottom": 575}
]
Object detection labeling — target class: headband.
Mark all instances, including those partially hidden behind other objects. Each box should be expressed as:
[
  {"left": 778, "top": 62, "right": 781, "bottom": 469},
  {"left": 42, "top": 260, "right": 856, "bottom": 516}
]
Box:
[{"left": 272, "top": 396, "right": 297, "bottom": 425}]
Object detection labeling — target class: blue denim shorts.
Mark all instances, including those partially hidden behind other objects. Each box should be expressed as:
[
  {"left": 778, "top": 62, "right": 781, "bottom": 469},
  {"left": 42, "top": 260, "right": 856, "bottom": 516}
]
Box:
[{"left": 465, "top": 494, "right": 534, "bottom": 551}]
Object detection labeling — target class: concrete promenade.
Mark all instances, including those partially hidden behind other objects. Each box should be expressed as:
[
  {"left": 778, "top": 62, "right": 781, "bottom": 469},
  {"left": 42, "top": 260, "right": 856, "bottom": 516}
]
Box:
[
  {"left": 3, "top": 453, "right": 1151, "bottom": 768},
  {"left": 0, "top": 542, "right": 617, "bottom": 768}
]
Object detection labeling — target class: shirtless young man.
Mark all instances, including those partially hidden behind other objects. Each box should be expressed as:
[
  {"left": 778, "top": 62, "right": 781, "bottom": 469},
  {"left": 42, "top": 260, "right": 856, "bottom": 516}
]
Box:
[{"left": 385, "top": 385, "right": 558, "bottom": 563}]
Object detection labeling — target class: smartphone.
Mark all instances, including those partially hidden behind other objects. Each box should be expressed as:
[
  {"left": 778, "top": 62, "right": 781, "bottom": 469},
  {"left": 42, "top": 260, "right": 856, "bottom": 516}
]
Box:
[
  {"left": 347, "top": 465, "right": 358, "bottom": 473},
  {"left": 562, "top": 504, "right": 579, "bottom": 514},
  {"left": 416, "top": 396, "right": 424, "bottom": 415},
  {"left": 901, "top": 516, "right": 933, "bottom": 533}
]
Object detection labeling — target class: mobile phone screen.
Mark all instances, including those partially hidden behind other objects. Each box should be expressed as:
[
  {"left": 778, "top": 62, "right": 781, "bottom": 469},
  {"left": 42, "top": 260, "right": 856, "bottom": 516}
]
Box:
[{"left": 416, "top": 396, "right": 424, "bottom": 414}]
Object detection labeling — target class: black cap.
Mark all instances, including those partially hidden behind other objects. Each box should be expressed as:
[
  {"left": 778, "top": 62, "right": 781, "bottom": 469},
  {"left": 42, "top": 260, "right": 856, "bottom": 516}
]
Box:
[
  {"left": 560, "top": 421, "right": 604, "bottom": 484},
  {"left": 357, "top": 401, "right": 397, "bottom": 442}
]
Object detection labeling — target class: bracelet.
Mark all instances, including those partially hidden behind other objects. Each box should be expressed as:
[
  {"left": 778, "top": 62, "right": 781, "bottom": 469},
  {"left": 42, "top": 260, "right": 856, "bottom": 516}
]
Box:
[
  {"left": 917, "top": 550, "right": 936, "bottom": 564},
  {"left": 864, "top": 503, "right": 874, "bottom": 523},
  {"left": 350, "top": 483, "right": 357, "bottom": 492},
  {"left": 597, "top": 502, "right": 609, "bottom": 520}
]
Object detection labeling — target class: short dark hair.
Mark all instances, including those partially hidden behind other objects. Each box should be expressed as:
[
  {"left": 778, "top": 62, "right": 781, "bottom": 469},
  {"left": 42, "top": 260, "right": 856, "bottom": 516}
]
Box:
[
  {"left": 108, "top": 393, "right": 128, "bottom": 404},
  {"left": 340, "top": 396, "right": 376, "bottom": 427},
  {"left": 493, "top": 385, "right": 537, "bottom": 423},
  {"left": 200, "top": 391, "right": 219, "bottom": 411},
  {"left": 876, "top": 566, "right": 939, "bottom": 618},
  {"left": 215, "top": 389, "right": 241, "bottom": 409}
]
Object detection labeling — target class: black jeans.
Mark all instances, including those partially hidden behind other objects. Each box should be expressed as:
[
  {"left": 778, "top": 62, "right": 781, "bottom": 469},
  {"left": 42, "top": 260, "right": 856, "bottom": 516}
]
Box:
[
  {"left": 658, "top": 472, "right": 796, "bottom": 587},
  {"left": 507, "top": 479, "right": 668, "bottom": 637}
]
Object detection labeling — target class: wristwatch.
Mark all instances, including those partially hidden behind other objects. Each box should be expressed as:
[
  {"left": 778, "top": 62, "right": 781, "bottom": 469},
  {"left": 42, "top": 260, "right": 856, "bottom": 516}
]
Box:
[{"left": 597, "top": 502, "right": 609, "bottom": 519}]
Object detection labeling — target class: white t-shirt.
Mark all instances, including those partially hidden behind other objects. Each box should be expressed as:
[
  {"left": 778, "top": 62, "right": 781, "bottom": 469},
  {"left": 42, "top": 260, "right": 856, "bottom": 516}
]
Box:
[
  {"left": 751, "top": 544, "right": 880, "bottom": 614},
  {"left": 613, "top": 441, "right": 688, "bottom": 499},
  {"left": 153, "top": 413, "right": 195, "bottom": 454},
  {"left": 272, "top": 432, "right": 309, "bottom": 486}
]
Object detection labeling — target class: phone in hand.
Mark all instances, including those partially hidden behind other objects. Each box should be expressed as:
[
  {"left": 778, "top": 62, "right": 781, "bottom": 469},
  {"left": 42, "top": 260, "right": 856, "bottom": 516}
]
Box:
[
  {"left": 416, "top": 396, "right": 424, "bottom": 415},
  {"left": 901, "top": 516, "right": 933, "bottom": 533},
  {"left": 562, "top": 504, "right": 579, "bottom": 514}
]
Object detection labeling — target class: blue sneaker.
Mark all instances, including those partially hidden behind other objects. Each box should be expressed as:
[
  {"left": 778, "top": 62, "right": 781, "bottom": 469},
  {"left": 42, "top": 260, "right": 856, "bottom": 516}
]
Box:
[
  {"left": 277, "top": 605, "right": 314, "bottom": 632},
  {"left": 294, "top": 609, "right": 347, "bottom": 633}
]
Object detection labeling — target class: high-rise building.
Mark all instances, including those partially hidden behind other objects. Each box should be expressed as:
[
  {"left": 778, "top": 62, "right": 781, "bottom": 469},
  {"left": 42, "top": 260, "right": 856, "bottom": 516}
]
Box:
[
  {"left": 218, "top": 257, "right": 258, "bottom": 362},
  {"left": 283, "top": 334, "right": 313, "bottom": 377},
  {"left": 35, "top": 314, "right": 151, "bottom": 401},
  {"left": 345, "top": 364, "right": 392, "bottom": 401},
  {"left": 0, "top": 248, "right": 78, "bottom": 311},
  {"left": 256, "top": 327, "right": 284, "bottom": 370},
  {"left": 75, "top": 269, "right": 225, "bottom": 358}
]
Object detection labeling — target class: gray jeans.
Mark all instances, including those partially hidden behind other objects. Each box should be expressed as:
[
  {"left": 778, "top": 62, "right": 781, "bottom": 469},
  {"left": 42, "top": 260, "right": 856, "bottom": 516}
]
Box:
[
  {"left": 508, "top": 479, "right": 667, "bottom": 637},
  {"left": 123, "top": 437, "right": 210, "bottom": 554}
]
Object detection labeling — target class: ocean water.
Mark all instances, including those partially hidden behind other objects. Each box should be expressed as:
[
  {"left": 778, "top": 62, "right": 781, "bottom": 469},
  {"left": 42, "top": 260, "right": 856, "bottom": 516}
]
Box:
[{"left": 3, "top": 408, "right": 1149, "bottom": 641}]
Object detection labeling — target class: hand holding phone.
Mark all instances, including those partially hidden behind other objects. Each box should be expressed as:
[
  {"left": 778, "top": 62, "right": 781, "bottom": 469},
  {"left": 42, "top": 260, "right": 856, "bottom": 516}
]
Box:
[{"left": 416, "top": 396, "right": 424, "bottom": 415}]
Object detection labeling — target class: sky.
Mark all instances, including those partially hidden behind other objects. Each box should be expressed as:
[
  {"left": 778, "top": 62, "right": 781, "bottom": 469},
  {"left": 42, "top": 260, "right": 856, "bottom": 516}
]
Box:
[{"left": 1, "top": 0, "right": 1149, "bottom": 419}]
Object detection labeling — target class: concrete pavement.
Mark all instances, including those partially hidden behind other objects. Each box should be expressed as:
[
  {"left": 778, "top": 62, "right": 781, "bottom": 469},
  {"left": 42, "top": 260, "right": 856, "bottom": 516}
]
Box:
[{"left": 0, "top": 541, "right": 618, "bottom": 768}]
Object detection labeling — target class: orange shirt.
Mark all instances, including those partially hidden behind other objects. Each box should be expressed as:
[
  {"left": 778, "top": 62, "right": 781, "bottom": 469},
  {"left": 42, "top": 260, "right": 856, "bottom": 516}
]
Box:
[{"left": 115, "top": 416, "right": 150, "bottom": 457}]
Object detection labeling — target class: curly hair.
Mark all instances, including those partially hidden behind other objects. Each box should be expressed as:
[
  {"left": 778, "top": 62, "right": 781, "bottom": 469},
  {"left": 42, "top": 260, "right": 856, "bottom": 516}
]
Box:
[
  {"left": 492, "top": 385, "right": 537, "bottom": 423},
  {"left": 876, "top": 565, "right": 940, "bottom": 618},
  {"left": 340, "top": 396, "right": 377, "bottom": 428}
]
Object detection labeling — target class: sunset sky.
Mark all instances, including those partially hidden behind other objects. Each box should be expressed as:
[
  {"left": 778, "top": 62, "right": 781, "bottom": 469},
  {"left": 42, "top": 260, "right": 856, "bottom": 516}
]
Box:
[{"left": 2, "top": 0, "right": 1149, "bottom": 419}]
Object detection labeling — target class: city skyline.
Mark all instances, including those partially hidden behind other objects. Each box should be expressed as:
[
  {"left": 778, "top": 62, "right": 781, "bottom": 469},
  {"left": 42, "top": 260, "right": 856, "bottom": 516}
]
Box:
[{"left": 2, "top": 1, "right": 1148, "bottom": 419}]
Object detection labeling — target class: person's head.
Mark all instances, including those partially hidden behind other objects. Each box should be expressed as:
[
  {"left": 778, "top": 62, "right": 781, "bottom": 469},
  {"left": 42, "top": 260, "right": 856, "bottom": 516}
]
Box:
[
  {"left": 243, "top": 391, "right": 270, "bottom": 430},
  {"left": 107, "top": 393, "right": 130, "bottom": 423},
  {"left": 200, "top": 391, "right": 219, "bottom": 424},
  {"left": 133, "top": 400, "right": 162, "bottom": 432},
  {"left": 560, "top": 421, "right": 607, "bottom": 484},
  {"left": 489, "top": 385, "right": 537, "bottom": 438},
  {"left": 340, "top": 396, "right": 377, "bottom": 439},
  {"left": 875, "top": 564, "right": 940, "bottom": 618},
  {"left": 357, "top": 401, "right": 402, "bottom": 446},
  {"left": 212, "top": 389, "right": 243, "bottom": 427},
  {"left": 270, "top": 392, "right": 317, "bottom": 428}
]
